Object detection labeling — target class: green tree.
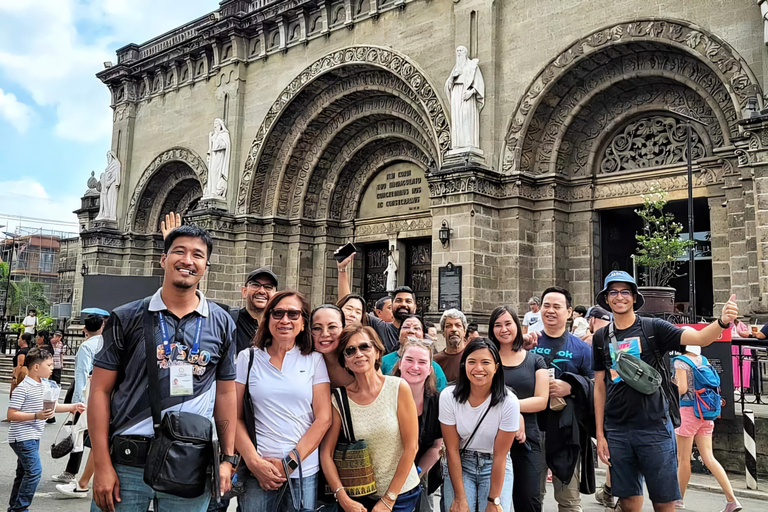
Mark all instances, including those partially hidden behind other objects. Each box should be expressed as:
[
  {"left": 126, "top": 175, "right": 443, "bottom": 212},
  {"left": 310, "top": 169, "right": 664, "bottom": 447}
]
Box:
[{"left": 9, "top": 278, "right": 50, "bottom": 318}]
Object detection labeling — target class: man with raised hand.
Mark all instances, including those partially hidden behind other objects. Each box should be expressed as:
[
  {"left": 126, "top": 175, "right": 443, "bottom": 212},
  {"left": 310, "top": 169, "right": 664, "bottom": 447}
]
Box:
[{"left": 592, "top": 270, "right": 738, "bottom": 512}]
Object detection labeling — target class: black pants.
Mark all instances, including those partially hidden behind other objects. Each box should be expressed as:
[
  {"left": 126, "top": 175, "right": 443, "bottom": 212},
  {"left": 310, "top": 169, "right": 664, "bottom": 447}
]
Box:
[
  {"left": 511, "top": 437, "right": 543, "bottom": 512},
  {"left": 51, "top": 368, "right": 61, "bottom": 385}
]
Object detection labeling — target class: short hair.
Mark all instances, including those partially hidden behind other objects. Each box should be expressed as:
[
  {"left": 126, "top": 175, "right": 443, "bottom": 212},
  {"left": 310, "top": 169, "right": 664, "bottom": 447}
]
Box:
[
  {"left": 374, "top": 297, "right": 391, "bottom": 310},
  {"left": 84, "top": 314, "right": 104, "bottom": 333},
  {"left": 336, "top": 294, "right": 369, "bottom": 326},
  {"left": 392, "top": 286, "right": 416, "bottom": 301},
  {"left": 53, "top": 330, "right": 63, "bottom": 337},
  {"left": 489, "top": 305, "right": 525, "bottom": 351},
  {"left": 337, "top": 324, "right": 385, "bottom": 375},
  {"left": 28, "top": 309, "right": 37, "bottom": 314},
  {"left": 163, "top": 224, "right": 213, "bottom": 258},
  {"left": 465, "top": 323, "right": 479, "bottom": 338},
  {"left": 393, "top": 339, "right": 437, "bottom": 396},
  {"left": 453, "top": 338, "right": 507, "bottom": 407},
  {"left": 20, "top": 333, "right": 33, "bottom": 344},
  {"left": 424, "top": 321, "right": 436, "bottom": 330},
  {"left": 440, "top": 309, "right": 468, "bottom": 332},
  {"left": 254, "top": 290, "right": 312, "bottom": 355},
  {"left": 574, "top": 305, "right": 588, "bottom": 316},
  {"left": 542, "top": 286, "right": 572, "bottom": 308},
  {"left": 25, "top": 347, "right": 52, "bottom": 366},
  {"left": 527, "top": 297, "right": 540, "bottom": 306}
]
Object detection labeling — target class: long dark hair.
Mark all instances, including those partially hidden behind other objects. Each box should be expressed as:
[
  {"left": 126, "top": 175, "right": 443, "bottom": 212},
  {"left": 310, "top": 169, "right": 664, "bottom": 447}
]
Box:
[
  {"left": 336, "top": 294, "right": 369, "bottom": 326},
  {"left": 488, "top": 306, "right": 524, "bottom": 352},
  {"left": 37, "top": 329, "right": 50, "bottom": 345},
  {"left": 453, "top": 338, "right": 507, "bottom": 407},
  {"left": 254, "top": 290, "right": 312, "bottom": 355}
]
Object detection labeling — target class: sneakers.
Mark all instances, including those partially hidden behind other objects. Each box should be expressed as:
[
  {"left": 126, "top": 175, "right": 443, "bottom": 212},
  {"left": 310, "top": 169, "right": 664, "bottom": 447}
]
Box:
[
  {"left": 721, "top": 500, "right": 743, "bottom": 512},
  {"left": 673, "top": 500, "right": 685, "bottom": 509},
  {"left": 51, "top": 471, "right": 75, "bottom": 483},
  {"left": 595, "top": 483, "right": 614, "bottom": 508},
  {"left": 55, "top": 482, "right": 89, "bottom": 498}
]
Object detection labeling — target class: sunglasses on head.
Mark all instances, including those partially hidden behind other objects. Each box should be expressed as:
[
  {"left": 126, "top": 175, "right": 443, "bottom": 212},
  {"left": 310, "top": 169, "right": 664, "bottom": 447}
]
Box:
[
  {"left": 343, "top": 342, "right": 374, "bottom": 358},
  {"left": 270, "top": 309, "right": 302, "bottom": 321}
]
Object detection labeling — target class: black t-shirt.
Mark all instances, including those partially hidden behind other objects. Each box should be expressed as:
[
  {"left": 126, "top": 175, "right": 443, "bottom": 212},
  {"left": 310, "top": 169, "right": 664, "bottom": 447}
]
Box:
[
  {"left": 234, "top": 308, "right": 259, "bottom": 354},
  {"left": 503, "top": 351, "right": 547, "bottom": 443},
  {"left": 13, "top": 346, "right": 29, "bottom": 368},
  {"left": 417, "top": 391, "right": 443, "bottom": 493},
  {"left": 592, "top": 317, "right": 682, "bottom": 431},
  {"left": 367, "top": 313, "right": 399, "bottom": 354}
]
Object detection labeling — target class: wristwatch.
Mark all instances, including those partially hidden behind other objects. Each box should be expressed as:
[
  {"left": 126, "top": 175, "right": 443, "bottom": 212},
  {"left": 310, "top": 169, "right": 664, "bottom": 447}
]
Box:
[
  {"left": 385, "top": 491, "right": 398, "bottom": 502},
  {"left": 283, "top": 454, "right": 299, "bottom": 475},
  {"left": 487, "top": 496, "right": 501, "bottom": 506},
  {"left": 220, "top": 454, "right": 238, "bottom": 468}
]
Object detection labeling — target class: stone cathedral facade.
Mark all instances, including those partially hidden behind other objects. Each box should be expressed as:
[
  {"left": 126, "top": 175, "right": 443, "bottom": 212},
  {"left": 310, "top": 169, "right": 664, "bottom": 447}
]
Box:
[{"left": 67, "top": 0, "right": 768, "bottom": 324}]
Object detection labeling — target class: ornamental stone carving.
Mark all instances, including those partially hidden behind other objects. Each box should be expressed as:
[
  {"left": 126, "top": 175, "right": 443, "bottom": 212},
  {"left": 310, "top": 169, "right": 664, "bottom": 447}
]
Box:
[{"left": 599, "top": 116, "right": 706, "bottom": 174}]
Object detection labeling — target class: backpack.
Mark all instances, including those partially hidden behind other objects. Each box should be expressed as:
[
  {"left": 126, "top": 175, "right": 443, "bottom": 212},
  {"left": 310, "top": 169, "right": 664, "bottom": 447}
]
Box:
[{"left": 673, "top": 354, "right": 721, "bottom": 420}]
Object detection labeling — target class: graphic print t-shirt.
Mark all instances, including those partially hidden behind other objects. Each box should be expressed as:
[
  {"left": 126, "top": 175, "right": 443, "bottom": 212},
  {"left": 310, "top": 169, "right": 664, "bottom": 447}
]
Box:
[{"left": 531, "top": 331, "right": 594, "bottom": 379}]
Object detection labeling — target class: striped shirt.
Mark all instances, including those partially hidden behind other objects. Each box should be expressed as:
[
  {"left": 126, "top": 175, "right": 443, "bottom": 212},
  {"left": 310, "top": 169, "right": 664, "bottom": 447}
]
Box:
[{"left": 8, "top": 377, "right": 47, "bottom": 443}]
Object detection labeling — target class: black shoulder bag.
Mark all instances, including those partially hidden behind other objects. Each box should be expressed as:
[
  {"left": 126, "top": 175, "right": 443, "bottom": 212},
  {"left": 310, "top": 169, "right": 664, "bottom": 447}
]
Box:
[
  {"left": 640, "top": 317, "right": 681, "bottom": 428},
  {"left": 141, "top": 302, "right": 214, "bottom": 499}
]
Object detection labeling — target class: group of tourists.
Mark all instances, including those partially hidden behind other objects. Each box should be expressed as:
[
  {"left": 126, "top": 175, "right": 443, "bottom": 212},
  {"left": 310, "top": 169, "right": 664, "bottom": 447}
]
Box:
[{"left": 5, "top": 215, "right": 744, "bottom": 512}]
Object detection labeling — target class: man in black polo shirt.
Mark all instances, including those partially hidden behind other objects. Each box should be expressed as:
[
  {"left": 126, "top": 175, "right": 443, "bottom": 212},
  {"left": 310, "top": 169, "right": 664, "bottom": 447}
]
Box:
[
  {"left": 89, "top": 225, "right": 237, "bottom": 512},
  {"left": 232, "top": 268, "right": 278, "bottom": 354}
]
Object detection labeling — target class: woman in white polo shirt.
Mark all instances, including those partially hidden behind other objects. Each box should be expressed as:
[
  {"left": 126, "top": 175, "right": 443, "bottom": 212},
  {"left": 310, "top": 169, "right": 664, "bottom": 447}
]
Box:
[{"left": 235, "top": 290, "right": 333, "bottom": 512}]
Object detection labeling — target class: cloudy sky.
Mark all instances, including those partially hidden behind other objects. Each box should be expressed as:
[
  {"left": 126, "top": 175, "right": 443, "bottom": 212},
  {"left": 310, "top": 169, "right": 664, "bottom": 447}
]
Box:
[{"left": 0, "top": 0, "right": 214, "bottom": 235}]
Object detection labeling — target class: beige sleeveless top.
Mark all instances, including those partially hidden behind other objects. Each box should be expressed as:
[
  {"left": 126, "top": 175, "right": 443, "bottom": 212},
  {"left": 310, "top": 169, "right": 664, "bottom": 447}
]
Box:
[{"left": 333, "top": 376, "right": 420, "bottom": 498}]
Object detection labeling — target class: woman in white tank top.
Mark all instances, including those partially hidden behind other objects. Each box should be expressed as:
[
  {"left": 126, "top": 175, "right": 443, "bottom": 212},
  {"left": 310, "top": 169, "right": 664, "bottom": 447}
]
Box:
[{"left": 320, "top": 323, "right": 421, "bottom": 512}]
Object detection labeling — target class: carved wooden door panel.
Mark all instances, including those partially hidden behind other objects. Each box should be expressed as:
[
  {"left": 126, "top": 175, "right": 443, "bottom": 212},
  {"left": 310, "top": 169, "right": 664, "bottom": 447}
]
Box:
[
  {"left": 363, "top": 243, "right": 388, "bottom": 312},
  {"left": 406, "top": 239, "right": 431, "bottom": 316}
]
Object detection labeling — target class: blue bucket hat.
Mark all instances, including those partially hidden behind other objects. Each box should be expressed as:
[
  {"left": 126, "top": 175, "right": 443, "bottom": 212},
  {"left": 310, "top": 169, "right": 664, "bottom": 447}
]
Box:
[{"left": 595, "top": 270, "right": 645, "bottom": 311}]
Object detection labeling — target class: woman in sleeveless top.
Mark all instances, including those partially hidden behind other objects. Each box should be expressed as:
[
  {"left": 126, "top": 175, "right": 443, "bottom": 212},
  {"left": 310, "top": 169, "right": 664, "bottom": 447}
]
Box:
[
  {"left": 440, "top": 338, "right": 520, "bottom": 512},
  {"left": 320, "top": 323, "right": 421, "bottom": 512}
]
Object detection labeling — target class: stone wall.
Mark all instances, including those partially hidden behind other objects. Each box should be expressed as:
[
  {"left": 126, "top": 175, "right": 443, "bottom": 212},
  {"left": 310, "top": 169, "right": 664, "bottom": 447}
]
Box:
[{"left": 713, "top": 415, "right": 768, "bottom": 476}]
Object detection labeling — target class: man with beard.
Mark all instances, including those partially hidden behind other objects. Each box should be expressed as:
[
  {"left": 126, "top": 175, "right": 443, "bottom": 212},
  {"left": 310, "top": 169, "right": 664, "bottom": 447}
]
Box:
[
  {"left": 231, "top": 268, "right": 278, "bottom": 354},
  {"left": 89, "top": 225, "right": 237, "bottom": 512},
  {"left": 336, "top": 251, "right": 417, "bottom": 353},
  {"left": 374, "top": 296, "right": 394, "bottom": 323},
  {"left": 433, "top": 309, "right": 467, "bottom": 383}
]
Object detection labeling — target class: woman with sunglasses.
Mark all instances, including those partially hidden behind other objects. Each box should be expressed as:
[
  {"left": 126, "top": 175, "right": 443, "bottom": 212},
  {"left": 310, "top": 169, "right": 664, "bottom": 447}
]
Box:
[
  {"left": 311, "top": 304, "right": 354, "bottom": 388},
  {"left": 489, "top": 306, "right": 548, "bottom": 512},
  {"left": 337, "top": 294, "right": 369, "bottom": 326},
  {"left": 236, "top": 291, "right": 333, "bottom": 511},
  {"left": 440, "top": 338, "right": 519, "bottom": 512},
  {"left": 320, "top": 323, "right": 421, "bottom": 512},
  {"left": 393, "top": 339, "right": 444, "bottom": 512}
]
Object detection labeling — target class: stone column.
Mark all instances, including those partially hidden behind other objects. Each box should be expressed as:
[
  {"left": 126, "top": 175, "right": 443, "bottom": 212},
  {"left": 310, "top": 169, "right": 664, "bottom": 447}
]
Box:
[{"left": 184, "top": 209, "right": 240, "bottom": 306}]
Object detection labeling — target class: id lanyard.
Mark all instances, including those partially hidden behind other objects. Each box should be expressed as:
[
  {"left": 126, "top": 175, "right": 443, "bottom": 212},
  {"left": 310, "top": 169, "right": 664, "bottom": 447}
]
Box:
[{"left": 157, "top": 312, "right": 204, "bottom": 358}]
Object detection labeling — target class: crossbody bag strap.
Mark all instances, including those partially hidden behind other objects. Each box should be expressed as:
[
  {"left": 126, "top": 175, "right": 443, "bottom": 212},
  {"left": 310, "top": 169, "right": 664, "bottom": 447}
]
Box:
[
  {"left": 608, "top": 322, "right": 622, "bottom": 359},
  {"left": 334, "top": 387, "right": 357, "bottom": 443},
  {"left": 460, "top": 402, "right": 493, "bottom": 456},
  {"left": 141, "top": 297, "right": 163, "bottom": 431},
  {"left": 243, "top": 348, "right": 257, "bottom": 445}
]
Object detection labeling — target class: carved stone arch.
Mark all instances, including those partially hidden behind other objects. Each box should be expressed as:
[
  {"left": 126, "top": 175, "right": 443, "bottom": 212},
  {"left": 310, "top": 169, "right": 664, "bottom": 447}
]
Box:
[
  {"left": 502, "top": 18, "right": 762, "bottom": 174},
  {"left": 236, "top": 46, "right": 450, "bottom": 215},
  {"left": 127, "top": 147, "right": 207, "bottom": 233},
  {"left": 301, "top": 119, "right": 434, "bottom": 219}
]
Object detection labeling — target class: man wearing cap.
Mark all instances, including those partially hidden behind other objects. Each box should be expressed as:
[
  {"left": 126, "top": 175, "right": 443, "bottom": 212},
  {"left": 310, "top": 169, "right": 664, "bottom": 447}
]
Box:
[
  {"left": 232, "top": 268, "right": 278, "bottom": 354},
  {"left": 580, "top": 307, "right": 611, "bottom": 345},
  {"left": 592, "top": 270, "right": 739, "bottom": 512}
]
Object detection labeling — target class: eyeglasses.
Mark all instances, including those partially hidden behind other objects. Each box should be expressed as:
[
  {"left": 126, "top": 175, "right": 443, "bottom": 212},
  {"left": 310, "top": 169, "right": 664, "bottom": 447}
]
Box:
[
  {"left": 343, "top": 342, "right": 374, "bottom": 358},
  {"left": 607, "top": 290, "right": 633, "bottom": 298},
  {"left": 248, "top": 282, "right": 275, "bottom": 292},
  {"left": 270, "top": 309, "right": 302, "bottom": 321}
]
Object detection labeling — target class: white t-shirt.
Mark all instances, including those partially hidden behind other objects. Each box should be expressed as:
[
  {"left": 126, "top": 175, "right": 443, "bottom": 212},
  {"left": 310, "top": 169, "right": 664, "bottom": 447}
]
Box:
[
  {"left": 572, "top": 316, "right": 589, "bottom": 338},
  {"left": 22, "top": 315, "right": 37, "bottom": 334},
  {"left": 8, "top": 377, "right": 47, "bottom": 443},
  {"left": 236, "top": 346, "right": 330, "bottom": 477},
  {"left": 439, "top": 385, "right": 520, "bottom": 454},
  {"left": 523, "top": 311, "right": 542, "bottom": 333}
]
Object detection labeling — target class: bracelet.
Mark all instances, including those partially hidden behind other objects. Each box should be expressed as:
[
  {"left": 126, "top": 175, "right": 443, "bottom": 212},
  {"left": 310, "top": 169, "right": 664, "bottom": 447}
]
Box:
[
  {"left": 380, "top": 498, "right": 394, "bottom": 511},
  {"left": 338, "top": 268, "right": 347, "bottom": 273},
  {"left": 717, "top": 318, "right": 731, "bottom": 329},
  {"left": 332, "top": 486, "right": 344, "bottom": 500}
]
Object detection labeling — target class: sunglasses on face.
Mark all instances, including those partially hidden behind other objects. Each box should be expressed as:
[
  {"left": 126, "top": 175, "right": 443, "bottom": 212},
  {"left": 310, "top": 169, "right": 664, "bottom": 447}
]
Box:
[
  {"left": 343, "top": 342, "right": 374, "bottom": 358},
  {"left": 270, "top": 309, "right": 302, "bottom": 321},
  {"left": 607, "top": 290, "right": 633, "bottom": 298}
]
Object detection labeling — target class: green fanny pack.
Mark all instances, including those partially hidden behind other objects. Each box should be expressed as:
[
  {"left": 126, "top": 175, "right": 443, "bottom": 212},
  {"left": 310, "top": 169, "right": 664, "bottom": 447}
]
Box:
[{"left": 608, "top": 322, "right": 662, "bottom": 395}]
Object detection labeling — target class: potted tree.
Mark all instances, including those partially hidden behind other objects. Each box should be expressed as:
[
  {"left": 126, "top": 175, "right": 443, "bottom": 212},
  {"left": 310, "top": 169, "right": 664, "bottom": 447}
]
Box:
[{"left": 634, "top": 185, "right": 695, "bottom": 314}]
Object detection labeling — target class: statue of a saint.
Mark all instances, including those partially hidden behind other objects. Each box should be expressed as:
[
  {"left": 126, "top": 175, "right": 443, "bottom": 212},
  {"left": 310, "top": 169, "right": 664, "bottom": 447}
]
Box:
[
  {"left": 444, "top": 46, "right": 485, "bottom": 150},
  {"left": 385, "top": 246, "right": 398, "bottom": 292},
  {"left": 95, "top": 151, "right": 121, "bottom": 222},
  {"left": 205, "top": 118, "right": 231, "bottom": 199}
]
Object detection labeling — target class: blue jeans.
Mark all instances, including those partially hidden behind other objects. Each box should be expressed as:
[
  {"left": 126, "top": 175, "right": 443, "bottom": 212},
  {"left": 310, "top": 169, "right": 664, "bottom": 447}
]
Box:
[
  {"left": 441, "top": 451, "right": 513, "bottom": 512},
  {"left": 9, "top": 439, "right": 42, "bottom": 512},
  {"left": 240, "top": 472, "right": 318, "bottom": 512},
  {"left": 606, "top": 419, "right": 681, "bottom": 504},
  {"left": 89, "top": 464, "right": 211, "bottom": 512}
]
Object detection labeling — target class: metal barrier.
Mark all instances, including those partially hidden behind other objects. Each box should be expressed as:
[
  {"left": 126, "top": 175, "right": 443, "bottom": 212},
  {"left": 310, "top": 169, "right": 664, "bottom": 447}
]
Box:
[{"left": 731, "top": 337, "right": 768, "bottom": 413}]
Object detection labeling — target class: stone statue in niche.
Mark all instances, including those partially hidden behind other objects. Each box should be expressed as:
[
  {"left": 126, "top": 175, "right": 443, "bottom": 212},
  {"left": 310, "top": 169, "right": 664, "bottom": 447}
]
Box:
[
  {"left": 95, "top": 151, "right": 121, "bottom": 222},
  {"left": 444, "top": 45, "right": 485, "bottom": 150},
  {"left": 385, "top": 244, "right": 398, "bottom": 292},
  {"left": 204, "top": 118, "right": 231, "bottom": 200}
]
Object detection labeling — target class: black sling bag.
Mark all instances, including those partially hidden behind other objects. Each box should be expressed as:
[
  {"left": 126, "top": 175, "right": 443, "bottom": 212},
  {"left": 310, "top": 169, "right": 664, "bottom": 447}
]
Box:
[{"left": 141, "top": 299, "right": 214, "bottom": 498}]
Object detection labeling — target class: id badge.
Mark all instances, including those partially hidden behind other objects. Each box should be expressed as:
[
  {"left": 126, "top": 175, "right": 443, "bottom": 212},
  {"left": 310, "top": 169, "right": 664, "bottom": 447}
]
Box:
[{"left": 170, "top": 364, "right": 194, "bottom": 396}]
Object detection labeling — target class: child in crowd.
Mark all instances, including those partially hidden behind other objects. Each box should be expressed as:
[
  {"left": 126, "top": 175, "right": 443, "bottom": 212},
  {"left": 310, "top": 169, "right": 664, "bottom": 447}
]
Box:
[
  {"left": 570, "top": 305, "right": 589, "bottom": 338},
  {"left": 7, "top": 347, "right": 86, "bottom": 512}
]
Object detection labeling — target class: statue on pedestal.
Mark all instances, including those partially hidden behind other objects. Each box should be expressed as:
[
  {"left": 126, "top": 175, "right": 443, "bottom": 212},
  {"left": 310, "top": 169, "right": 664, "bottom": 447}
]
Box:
[
  {"left": 95, "top": 151, "right": 121, "bottom": 222},
  {"left": 204, "top": 118, "right": 231, "bottom": 200},
  {"left": 444, "top": 45, "right": 485, "bottom": 150},
  {"left": 385, "top": 245, "right": 398, "bottom": 292}
]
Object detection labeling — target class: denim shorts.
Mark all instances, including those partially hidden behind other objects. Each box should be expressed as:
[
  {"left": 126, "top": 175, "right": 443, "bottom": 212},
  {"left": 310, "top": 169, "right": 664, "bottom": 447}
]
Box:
[{"left": 605, "top": 420, "right": 681, "bottom": 503}]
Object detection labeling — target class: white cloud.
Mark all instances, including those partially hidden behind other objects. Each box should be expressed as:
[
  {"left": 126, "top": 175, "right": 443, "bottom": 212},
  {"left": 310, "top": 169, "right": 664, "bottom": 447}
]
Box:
[
  {"left": 0, "top": 0, "right": 214, "bottom": 142},
  {"left": 0, "top": 179, "right": 80, "bottom": 234},
  {"left": 0, "top": 88, "right": 33, "bottom": 132}
]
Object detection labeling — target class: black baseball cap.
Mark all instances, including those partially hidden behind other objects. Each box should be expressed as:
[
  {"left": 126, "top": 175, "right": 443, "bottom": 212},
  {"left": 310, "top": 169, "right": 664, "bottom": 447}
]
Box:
[
  {"left": 245, "top": 267, "right": 278, "bottom": 287},
  {"left": 586, "top": 306, "right": 611, "bottom": 321}
]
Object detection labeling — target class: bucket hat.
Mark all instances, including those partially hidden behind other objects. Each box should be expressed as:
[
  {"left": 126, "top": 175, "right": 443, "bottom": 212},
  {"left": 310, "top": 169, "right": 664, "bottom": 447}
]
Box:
[{"left": 595, "top": 270, "right": 645, "bottom": 311}]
